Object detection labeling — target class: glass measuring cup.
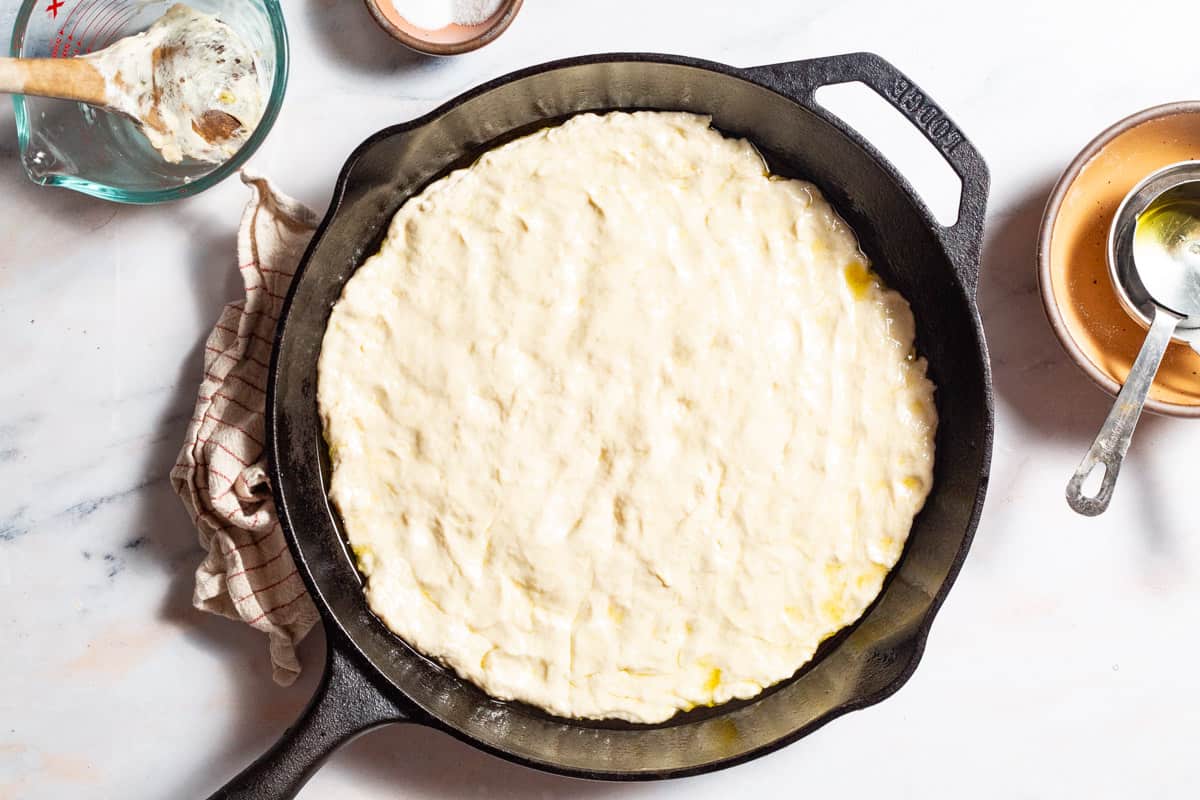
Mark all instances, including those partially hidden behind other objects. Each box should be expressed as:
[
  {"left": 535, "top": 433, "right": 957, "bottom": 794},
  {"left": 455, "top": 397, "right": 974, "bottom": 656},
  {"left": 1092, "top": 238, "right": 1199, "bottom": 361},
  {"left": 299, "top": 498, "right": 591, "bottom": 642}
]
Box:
[{"left": 8, "top": 0, "right": 288, "bottom": 203}]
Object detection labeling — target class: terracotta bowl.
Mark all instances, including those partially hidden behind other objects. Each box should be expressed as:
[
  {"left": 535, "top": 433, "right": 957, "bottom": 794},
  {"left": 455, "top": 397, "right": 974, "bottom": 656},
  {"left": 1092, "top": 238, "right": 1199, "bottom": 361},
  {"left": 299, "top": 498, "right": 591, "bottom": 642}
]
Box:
[
  {"left": 363, "top": 0, "right": 522, "bottom": 55},
  {"left": 1038, "top": 102, "right": 1200, "bottom": 418}
]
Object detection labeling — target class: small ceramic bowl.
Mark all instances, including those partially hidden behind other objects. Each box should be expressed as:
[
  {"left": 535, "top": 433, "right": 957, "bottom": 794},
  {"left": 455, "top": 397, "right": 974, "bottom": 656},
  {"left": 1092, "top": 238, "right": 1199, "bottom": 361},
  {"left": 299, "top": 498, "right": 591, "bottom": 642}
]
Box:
[
  {"left": 1038, "top": 102, "right": 1200, "bottom": 417},
  {"left": 363, "top": 0, "right": 522, "bottom": 55}
]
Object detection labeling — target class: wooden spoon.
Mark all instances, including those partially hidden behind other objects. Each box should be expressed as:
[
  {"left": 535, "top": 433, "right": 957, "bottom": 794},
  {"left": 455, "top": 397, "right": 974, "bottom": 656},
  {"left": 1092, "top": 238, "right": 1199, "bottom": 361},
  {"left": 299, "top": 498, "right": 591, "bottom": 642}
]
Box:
[
  {"left": 0, "top": 52, "right": 245, "bottom": 164},
  {"left": 0, "top": 57, "right": 108, "bottom": 107},
  {"left": 0, "top": 4, "right": 263, "bottom": 164},
  {"left": 0, "top": 51, "right": 247, "bottom": 164}
]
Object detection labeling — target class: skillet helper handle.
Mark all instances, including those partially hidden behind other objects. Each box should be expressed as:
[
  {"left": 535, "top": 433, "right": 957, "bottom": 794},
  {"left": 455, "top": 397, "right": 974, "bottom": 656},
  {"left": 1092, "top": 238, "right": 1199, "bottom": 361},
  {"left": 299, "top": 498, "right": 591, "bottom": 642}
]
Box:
[
  {"left": 207, "top": 645, "right": 412, "bottom": 800},
  {"left": 744, "top": 52, "right": 989, "bottom": 295}
]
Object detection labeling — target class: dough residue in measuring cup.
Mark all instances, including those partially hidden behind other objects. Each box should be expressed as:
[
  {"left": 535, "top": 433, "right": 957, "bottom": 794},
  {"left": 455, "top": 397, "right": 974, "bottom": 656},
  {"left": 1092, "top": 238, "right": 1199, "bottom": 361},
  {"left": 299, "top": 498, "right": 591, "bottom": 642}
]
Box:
[{"left": 85, "top": 4, "right": 265, "bottom": 164}]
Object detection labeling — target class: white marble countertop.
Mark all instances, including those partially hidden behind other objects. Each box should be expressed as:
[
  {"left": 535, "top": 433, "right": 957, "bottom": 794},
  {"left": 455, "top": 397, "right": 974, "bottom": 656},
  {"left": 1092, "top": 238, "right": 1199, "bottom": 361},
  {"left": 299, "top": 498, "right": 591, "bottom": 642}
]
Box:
[{"left": 3, "top": 1, "right": 1199, "bottom": 797}]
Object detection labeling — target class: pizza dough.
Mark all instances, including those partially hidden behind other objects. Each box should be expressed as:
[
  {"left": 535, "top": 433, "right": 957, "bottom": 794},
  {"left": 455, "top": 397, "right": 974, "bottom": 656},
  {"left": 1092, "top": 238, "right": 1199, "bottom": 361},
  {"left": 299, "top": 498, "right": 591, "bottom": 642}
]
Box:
[{"left": 318, "top": 111, "right": 937, "bottom": 723}]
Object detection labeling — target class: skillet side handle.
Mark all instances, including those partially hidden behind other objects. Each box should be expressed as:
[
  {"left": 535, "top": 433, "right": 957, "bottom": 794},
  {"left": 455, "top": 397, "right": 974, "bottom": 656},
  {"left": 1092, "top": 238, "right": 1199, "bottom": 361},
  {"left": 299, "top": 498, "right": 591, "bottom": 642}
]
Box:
[
  {"left": 744, "top": 52, "right": 990, "bottom": 296},
  {"left": 207, "top": 645, "right": 413, "bottom": 800}
]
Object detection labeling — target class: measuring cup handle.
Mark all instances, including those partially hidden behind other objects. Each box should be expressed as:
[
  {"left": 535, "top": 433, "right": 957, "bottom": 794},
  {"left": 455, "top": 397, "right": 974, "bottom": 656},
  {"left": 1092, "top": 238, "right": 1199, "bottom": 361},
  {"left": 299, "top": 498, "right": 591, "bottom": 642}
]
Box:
[{"left": 1067, "top": 309, "right": 1179, "bottom": 516}]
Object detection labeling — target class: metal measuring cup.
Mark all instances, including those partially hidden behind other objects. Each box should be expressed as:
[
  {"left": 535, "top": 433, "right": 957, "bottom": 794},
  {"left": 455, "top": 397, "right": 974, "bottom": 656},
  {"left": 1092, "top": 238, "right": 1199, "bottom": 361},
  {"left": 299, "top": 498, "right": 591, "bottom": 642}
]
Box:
[{"left": 1067, "top": 161, "right": 1200, "bottom": 516}]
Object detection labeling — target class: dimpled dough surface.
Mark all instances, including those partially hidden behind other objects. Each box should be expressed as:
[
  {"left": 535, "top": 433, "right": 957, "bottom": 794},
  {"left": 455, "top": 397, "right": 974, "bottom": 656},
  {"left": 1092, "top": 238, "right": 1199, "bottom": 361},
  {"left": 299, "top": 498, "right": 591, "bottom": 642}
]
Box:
[{"left": 317, "top": 111, "right": 937, "bottom": 723}]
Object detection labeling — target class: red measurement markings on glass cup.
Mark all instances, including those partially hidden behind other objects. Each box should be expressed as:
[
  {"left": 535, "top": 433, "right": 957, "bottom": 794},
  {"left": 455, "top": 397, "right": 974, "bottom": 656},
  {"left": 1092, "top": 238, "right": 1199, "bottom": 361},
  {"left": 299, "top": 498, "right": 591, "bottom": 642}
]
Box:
[
  {"left": 89, "top": 3, "right": 136, "bottom": 51},
  {"left": 49, "top": 0, "right": 132, "bottom": 58},
  {"left": 64, "top": 0, "right": 105, "bottom": 54}
]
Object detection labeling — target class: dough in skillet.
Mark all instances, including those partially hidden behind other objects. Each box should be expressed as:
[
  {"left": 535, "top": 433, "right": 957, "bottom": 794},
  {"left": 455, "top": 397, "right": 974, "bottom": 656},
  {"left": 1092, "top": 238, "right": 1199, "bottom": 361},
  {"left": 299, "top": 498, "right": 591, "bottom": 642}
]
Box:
[{"left": 318, "top": 111, "right": 937, "bottom": 723}]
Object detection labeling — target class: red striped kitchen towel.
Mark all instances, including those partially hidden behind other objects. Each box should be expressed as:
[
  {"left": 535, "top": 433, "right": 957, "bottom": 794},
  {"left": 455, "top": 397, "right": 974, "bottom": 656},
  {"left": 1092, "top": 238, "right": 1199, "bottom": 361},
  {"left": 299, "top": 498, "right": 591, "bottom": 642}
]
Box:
[{"left": 171, "top": 171, "right": 321, "bottom": 685}]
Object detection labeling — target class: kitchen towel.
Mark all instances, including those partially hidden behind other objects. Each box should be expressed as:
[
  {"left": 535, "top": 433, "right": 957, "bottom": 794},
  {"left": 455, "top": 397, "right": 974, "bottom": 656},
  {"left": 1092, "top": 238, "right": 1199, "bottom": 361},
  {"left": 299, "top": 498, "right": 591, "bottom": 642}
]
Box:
[{"left": 170, "top": 171, "right": 321, "bottom": 685}]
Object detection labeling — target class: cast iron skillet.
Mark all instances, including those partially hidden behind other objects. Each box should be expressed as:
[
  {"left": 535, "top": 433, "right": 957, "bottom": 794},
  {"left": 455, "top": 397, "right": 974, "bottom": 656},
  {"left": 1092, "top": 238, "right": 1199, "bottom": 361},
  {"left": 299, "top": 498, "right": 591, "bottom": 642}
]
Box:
[{"left": 211, "top": 51, "right": 992, "bottom": 799}]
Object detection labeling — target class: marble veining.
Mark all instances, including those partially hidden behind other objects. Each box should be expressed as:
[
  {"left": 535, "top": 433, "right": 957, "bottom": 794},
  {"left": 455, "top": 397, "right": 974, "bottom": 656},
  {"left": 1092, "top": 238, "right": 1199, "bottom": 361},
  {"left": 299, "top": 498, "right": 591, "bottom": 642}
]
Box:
[
  {"left": 0, "top": 509, "right": 28, "bottom": 543},
  {"left": 62, "top": 478, "right": 159, "bottom": 520}
]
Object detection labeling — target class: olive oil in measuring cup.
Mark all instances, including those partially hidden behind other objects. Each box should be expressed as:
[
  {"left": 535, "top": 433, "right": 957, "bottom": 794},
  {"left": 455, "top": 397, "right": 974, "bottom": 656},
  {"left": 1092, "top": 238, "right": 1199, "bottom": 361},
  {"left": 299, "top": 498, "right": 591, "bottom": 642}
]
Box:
[{"left": 1132, "top": 190, "right": 1200, "bottom": 316}]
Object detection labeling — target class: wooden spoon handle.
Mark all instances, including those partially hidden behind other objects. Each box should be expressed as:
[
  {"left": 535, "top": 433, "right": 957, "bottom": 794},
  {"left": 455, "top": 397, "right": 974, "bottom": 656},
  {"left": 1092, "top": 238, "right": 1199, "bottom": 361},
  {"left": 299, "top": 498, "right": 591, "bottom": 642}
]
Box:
[{"left": 0, "top": 57, "right": 108, "bottom": 106}]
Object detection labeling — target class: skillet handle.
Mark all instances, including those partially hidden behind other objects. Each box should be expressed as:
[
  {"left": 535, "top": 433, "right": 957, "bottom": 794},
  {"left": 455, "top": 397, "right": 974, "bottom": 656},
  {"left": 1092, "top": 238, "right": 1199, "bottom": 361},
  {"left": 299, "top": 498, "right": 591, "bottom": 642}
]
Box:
[
  {"left": 744, "top": 52, "right": 989, "bottom": 296},
  {"left": 207, "top": 643, "right": 414, "bottom": 800}
]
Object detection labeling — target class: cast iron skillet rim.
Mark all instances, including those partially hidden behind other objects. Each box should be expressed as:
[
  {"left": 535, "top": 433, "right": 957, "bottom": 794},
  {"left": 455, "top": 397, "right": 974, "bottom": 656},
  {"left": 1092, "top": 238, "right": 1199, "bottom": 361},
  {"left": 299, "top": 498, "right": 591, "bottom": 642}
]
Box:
[
  {"left": 288, "top": 51, "right": 970, "bottom": 262},
  {"left": 266, "top": 51, "right": 993, "bottom": 781}
]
